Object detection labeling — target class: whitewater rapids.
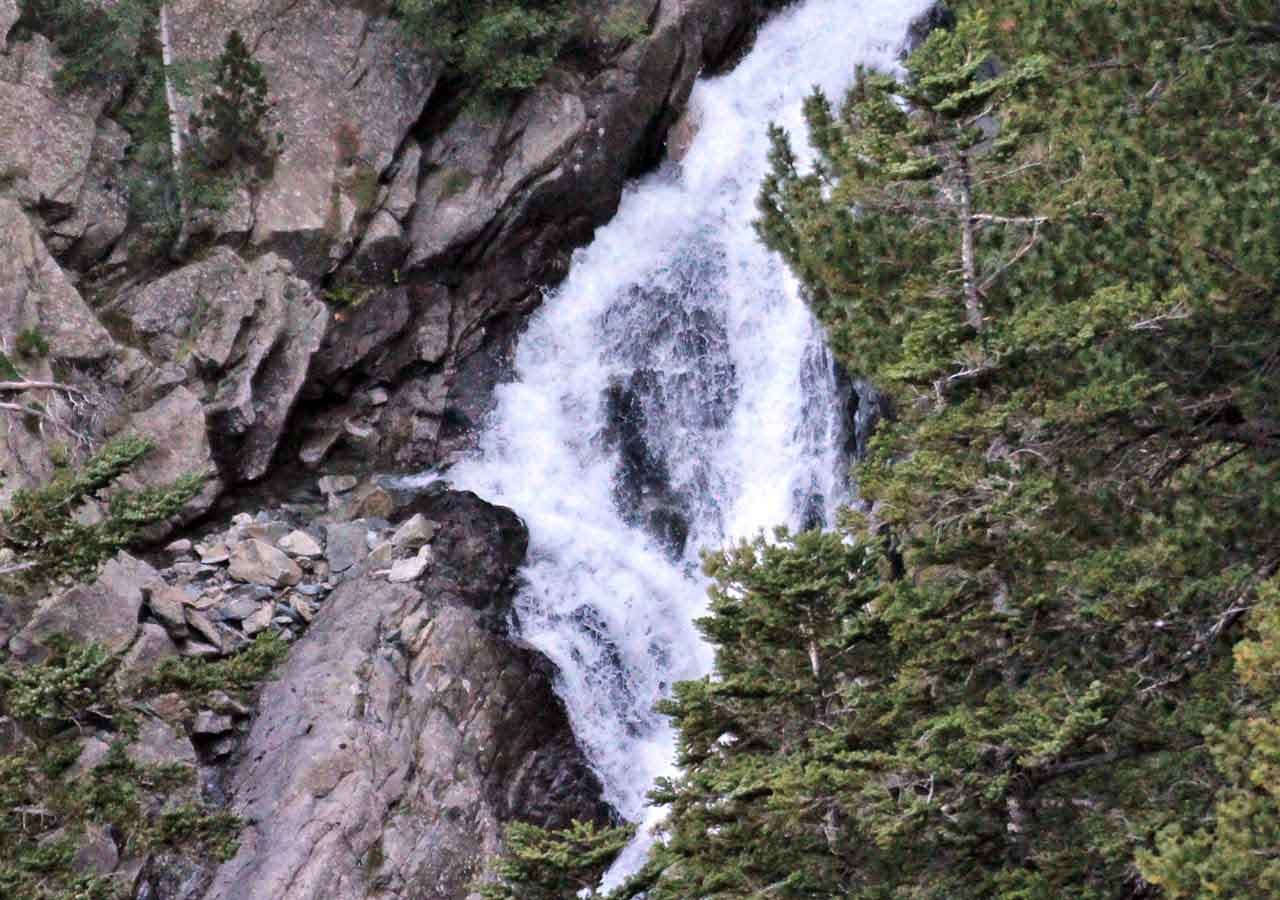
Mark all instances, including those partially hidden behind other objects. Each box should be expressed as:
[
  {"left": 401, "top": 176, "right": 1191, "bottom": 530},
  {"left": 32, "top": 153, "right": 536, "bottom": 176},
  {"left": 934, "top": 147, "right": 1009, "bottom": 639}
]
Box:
[{"left": 449, "top": 0, "right": 933, "bottom": 883}]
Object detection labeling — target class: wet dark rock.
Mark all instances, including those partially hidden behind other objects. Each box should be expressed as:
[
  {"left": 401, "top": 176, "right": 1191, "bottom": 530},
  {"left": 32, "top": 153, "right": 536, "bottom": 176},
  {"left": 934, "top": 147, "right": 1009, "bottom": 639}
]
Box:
[
  {"left": 602, "top": 370, "right": 692, "bottom": 559},
  {"left": 834, "top": 363, "right": 895, "bottom": 468},
  {"left": 903, "top": 2, "right": 956, "bottom": 55},
  {"left": 309, "top": 286, "right": 414, "bottom": 383},
  {"left": 396, "top": 490, "right": 529, "bottom": 622}
]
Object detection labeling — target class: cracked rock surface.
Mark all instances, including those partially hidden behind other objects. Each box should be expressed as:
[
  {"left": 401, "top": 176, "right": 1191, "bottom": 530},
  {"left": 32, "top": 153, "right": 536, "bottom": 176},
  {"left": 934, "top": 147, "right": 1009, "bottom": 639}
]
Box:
[{"left": 200, "top": 489, "right": 610, "bottom": 900}]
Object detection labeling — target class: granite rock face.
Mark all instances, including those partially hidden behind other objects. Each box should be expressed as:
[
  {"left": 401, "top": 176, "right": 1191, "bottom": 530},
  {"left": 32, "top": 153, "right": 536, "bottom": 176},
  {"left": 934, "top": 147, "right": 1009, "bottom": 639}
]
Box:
[
  {"left": 0, "top": 3, "right": 787, "bottom": 896},
  {"left": 0, "top": 199, "right": 220, "bottom": 521},
  {"left": 1, "top": 0, "right": 768, "bottom": 496},
  {"left": 8, "top": 553, "right": 162, "bottom": 664},
  {"left": 111, "top": 248, "right": 329, "bottom": 483},
  {"left": 164, "top": 0, "right": 440, "bottom": 279},
  {"left": 199, "top": 490, "right": 610, "bottom": 900}
]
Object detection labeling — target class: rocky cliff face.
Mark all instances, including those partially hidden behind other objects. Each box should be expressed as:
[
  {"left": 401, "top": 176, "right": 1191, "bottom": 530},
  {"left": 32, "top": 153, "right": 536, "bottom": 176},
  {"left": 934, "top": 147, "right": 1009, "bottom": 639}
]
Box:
[
  {"left": 1, "top": 0, "right": 767, "bottom": 503},
  {"left": 1, "top": 0, "right": 773, "bottom": 896},
  {"left": 200, "top": 490, "right": 610, "bottom": 900}
]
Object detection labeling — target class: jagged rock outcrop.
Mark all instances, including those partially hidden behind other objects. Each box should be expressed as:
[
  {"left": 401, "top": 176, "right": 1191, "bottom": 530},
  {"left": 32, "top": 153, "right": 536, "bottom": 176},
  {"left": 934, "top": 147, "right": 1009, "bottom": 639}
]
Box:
[
  {"left": 296, "top": 0, "right": 767, "bottom": 471},
  {"left": 0, "top": 199, "right": 220, "bottom": 518},
  {"left": 108, "top": 248, "right": 329, "bottom": 482},
  {"left": 4, "top": 0, "right": 770, "bottom": 486},
  {"left": 198, "top": 489, "right": 611, "bottom": 900},
  {"left": 0, "top": 20, "right": 130, "bottom": 267}
]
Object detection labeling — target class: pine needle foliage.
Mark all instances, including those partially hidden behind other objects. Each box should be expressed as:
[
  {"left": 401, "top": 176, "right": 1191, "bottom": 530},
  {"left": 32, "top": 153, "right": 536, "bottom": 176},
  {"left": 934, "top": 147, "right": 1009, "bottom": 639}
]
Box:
[
  {"left": 188, "top": 30, "right": 279, "bottom": 171},
  {"left": 16, "top": 0, "right": 160, "bottom": 92},
  {"left": 394, "top": 0, "right": 573, "bottom": 95},
  {"left": 1, "top": 434, "right": 203, "bottom": 582},
  {"left": 621, "top": 2, "right": 1280, "bottom": 897},
  {"left": 478, "top": 820, "right": 636, "bottom": 900}
]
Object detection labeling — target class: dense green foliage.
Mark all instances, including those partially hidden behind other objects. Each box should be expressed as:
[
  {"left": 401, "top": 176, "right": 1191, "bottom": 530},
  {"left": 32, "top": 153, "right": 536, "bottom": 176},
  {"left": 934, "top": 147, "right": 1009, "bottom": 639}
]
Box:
[
  {"left": 395, "top": 0, "right": 573, "bottom": 95},
  {"left": 0, "top": 435, "right": 203, "bottom": 582},
  {"left": 17, "top": 0, "right": 160, "bottom": 91},
  {"left": 478, "top": 821, "right": 636, "bottom": 900},
  {"left": 492, "top": 1, "right": 1280, "bottom": 896},
  {"left": 0, "top": 641, "right": 254, "bottom": 899},
  {"left": 147, "top": 631, "right": 289, "bottom": 702},
  {"left": 0, "top": 640, "right": 116, "bottom": 735}
]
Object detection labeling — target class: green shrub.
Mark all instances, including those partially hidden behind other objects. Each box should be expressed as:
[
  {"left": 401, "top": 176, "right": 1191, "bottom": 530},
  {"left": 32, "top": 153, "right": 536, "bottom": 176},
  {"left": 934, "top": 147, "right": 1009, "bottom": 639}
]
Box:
[
  {"left": 153, "top": 804, "right": 242, "bottom": 861},
  {"left": 15, "top": 329, "right": 50, "bottom": 360},
  {"left": 189, "top": 30, "right": 279, "bottom": 172},
  {"left": 478, "top": 820, "right": 636, "bottom": 900},
  {"left": 0, "top": 641, "right": 116, "bottom": 734},
  {"left": 395, "top": 0, "right": 573, "bottom": 95},
  {"left": 600, "top": 5, "right": 648, "bottom": 44},
  {"left": 322, "top": 283, "right": 374, "bottom": 309},
  {"left": 0, "top": 351, "right": 22, "bottom": 381},
  {"left": 18, "top": 0, "right": 160, "bottom": 92},
  {"left": 147, "top": 631, "right": 288, "bottom": 700}
]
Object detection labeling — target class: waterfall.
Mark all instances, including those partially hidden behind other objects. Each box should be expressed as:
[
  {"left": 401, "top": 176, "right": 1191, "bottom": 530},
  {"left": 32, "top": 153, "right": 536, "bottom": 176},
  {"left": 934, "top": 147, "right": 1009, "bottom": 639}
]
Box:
[{"left": 449, "top": 0, "right": 932, "bottom": 880}]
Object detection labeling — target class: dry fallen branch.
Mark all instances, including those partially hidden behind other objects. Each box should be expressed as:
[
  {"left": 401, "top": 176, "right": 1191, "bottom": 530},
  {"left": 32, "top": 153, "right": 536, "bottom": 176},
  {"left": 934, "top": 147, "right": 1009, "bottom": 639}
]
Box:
[{"left": 0, "top": 379, "right": 82, "bottom": 394}]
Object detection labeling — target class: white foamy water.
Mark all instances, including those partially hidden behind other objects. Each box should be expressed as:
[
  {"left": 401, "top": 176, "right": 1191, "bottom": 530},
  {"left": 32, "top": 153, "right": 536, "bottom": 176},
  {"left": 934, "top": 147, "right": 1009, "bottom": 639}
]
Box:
[{"left": 449, "top": 0, "right": 930, "bottom": 882}]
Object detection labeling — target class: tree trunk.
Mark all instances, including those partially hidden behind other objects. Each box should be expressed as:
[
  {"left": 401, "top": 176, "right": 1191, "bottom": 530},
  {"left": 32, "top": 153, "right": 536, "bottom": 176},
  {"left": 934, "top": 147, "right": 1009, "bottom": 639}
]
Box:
[
  {"left": 159, "top": 5, "right": 192, "bottom": 257},
  {"left": 159, "top": 5, "right": 182, "bottom": 166},
  {"left": 955, "top": 153, "right": 983, "bottom": 331}
]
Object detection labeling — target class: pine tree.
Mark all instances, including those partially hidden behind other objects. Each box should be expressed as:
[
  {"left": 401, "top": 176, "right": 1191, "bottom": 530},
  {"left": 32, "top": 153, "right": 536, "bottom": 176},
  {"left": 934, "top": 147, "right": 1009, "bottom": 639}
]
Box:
[
  {"left": 651, "top": 2, "right": 1280, "bottom": 896},
  {"left": 477, "top": 821, "right": 636, "bottom": 900},
  {"left": 756, "top": 12, "right": 1048, "bottom": 394},
  {"left": 189, "top": 29, "right": 276, "bottom": 169}
]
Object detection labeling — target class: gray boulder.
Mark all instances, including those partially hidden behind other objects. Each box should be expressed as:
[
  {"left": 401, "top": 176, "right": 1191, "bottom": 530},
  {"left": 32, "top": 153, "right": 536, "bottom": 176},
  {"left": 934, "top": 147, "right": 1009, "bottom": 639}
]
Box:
[
  {"left": 115, "top": 624, "right": 180, "bottom": 693},
  {"left": 228, "top": 539, "right": 303, "bottom": 589},
  {"left": 1, "top": 1, "right": 18, "bottom": 41},
  {"left": 9, "top": 553, "right": 161, "bottom": 663},
  {"left": 0, "top": 199, "right": 114, "bottom": 499}
]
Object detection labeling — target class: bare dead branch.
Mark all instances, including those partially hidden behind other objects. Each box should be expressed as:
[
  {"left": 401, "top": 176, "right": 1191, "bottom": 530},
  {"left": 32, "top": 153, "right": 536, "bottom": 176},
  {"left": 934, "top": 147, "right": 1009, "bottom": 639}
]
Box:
[
  {"left": 978, "top": 222, "right": 1044, "bottom": 297},
  {"left": 0, "top": 380, "right": 83, "bottom": 394},
  {"left": 970, "top": 214, "right": 1050, "bottom": 228}
]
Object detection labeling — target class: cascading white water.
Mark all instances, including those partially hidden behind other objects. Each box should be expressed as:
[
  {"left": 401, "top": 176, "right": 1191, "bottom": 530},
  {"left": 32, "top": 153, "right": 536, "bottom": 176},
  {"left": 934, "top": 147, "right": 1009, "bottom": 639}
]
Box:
[{"left": 449, "top": 0, "right": 931, "bottom": 881}]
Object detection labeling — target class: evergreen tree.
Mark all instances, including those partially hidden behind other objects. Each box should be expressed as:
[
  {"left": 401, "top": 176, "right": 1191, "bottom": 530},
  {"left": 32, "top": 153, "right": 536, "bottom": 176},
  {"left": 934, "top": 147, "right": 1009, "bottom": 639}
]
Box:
[
  {"left": 478, "top": 821, "right": 636, "bottom": 900},
  {"left": 1, "top": 435, "right": 203, "bottom": 582},
  {"left": 189, "top": 29, "right": 276, "bottom": 169}
]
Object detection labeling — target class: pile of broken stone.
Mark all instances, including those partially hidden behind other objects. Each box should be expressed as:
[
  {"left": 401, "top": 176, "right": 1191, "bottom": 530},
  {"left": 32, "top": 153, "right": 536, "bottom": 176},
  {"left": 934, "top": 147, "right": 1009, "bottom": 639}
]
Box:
[
  {"left": 159, "top": 482, "right": 440, "bottom": 661},
  {"left": 5, "top": 475, "right": 444, "bottom": 762}
]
